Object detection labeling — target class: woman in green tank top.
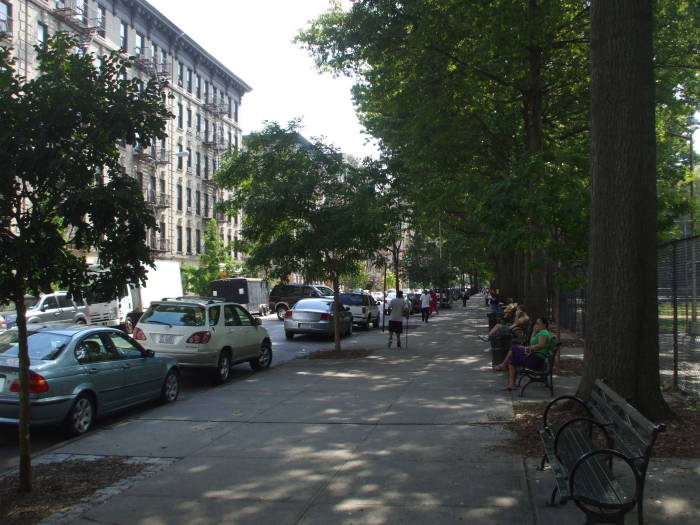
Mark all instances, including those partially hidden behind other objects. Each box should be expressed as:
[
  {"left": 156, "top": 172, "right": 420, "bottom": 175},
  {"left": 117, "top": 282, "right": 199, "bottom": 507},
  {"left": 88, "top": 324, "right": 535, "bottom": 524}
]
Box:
[{"left": 494, "top": 317, "right": 552, "bottom": 390}]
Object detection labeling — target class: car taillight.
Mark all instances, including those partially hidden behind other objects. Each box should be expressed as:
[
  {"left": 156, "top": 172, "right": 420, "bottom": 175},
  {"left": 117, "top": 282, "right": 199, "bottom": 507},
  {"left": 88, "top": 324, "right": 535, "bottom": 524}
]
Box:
[
  {"left": 186, "top": 331, "right": 212, "bottom": 344},
  {"left": 10, "top": 373, "right": 50, "bottom": 394},
  {"left": 284, "top": 310, "right": 293, "bottom": 318},
  {"left": 362, "top": 307, "right": 367, "bottom": 314},
  {"left": 133, "top": 327, "right": 146, "bottom": 340},
  {"left": 320, "top": 313, "right": 330, "bottom": 321}
]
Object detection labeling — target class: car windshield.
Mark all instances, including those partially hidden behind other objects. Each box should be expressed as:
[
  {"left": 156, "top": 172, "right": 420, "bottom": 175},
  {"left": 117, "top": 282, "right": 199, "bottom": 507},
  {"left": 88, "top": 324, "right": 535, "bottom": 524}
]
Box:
[
  {"left": 140, "top": 304, "right": 205, "bottom": 326},
  {"left": 315, "top": 286, "right": 334, "bottom": 296},
  {"left": 294, "top": 299, "right": 331, "bottom": 311},
  {"left": 0, "top": 331, "right": 71, "bottom": 360},
  {"left": 339, "top": 294, "right": 363, "bottom": 306}
]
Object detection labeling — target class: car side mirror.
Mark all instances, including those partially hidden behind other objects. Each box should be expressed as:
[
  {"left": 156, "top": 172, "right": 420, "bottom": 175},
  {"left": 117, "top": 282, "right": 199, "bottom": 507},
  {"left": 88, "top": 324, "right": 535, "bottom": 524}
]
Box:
[
  {"left": 344, "top": 306, "right": 351, "bottom": 311},
  {"left": 254, "top": 318, "right": 262, "bottom": 326},
  {"left": 41, "top": 304, "right": 48, "bottom": 312},
  {"left": 144, "top": 349, "right": 155, "bottom": 358}
]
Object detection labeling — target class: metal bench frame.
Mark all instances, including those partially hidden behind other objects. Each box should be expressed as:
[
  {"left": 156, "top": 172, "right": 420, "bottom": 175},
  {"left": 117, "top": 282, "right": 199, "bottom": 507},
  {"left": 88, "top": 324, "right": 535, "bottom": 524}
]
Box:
[{"left": 538, "top": 379, "right": 665, "bottom": 525}]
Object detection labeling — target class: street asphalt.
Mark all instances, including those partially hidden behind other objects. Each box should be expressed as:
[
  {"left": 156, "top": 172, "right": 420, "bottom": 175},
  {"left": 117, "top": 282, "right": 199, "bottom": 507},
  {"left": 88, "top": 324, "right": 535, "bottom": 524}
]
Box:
[{"left": 9, "top": 298, "right": 700, "bottom": 524}]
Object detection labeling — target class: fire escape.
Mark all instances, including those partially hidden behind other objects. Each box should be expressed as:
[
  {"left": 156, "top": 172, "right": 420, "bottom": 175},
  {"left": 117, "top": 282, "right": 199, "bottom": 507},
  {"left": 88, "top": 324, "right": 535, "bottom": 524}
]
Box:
[{"left": 51, "top": 1, "right": 99, "bottom": 52}]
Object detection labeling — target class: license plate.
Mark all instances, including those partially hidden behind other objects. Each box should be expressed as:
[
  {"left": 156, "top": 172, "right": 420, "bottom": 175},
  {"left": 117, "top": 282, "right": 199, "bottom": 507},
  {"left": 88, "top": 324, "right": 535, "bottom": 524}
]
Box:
[
  {"left": 298, "top": 323, "right": 316, "bottom": 329},
  {"left": 159, "top": 335, "right": 175, "bottom": 344},
  {"left": 0, "top": 377, "right": 4, "bottom": 392}
]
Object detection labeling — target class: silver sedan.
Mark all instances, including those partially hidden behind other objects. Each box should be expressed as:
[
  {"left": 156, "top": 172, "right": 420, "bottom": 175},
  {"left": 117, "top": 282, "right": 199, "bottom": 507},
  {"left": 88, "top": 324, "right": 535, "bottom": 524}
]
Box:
[
  {"left": 0, "top": 325, "right": 180, "bottom": 436},
  {"left": 283, "top": 298, "right": 353, "bottom": 340}
]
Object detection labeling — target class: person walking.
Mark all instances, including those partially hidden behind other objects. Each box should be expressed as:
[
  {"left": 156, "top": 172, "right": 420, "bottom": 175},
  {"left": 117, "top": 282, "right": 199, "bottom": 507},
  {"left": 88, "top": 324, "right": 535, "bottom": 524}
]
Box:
[
  {"left": 429, "top": 289, "right": 438, "bottom": 316},
  {"left": 420, "top": 289, "right": 431, "bottom": 322},
  {"left": 462, "top": 289, "right": 469, "bottom": 307},
  {"left": 388, "top": 290, "right": 409, "bottom": 348}
]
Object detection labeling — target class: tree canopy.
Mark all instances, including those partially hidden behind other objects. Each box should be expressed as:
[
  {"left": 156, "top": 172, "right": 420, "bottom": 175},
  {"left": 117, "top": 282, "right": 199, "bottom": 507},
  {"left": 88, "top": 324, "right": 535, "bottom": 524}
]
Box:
[
  {"left": 0, "top": 32, "right": 171, "bottom": 490},
  {"left": 215, "top": 120, "right": 391, "bottom": 349}
]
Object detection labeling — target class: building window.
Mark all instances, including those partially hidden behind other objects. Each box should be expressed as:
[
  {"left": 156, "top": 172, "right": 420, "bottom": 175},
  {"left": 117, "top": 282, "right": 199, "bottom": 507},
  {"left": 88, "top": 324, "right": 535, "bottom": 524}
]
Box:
[
  {"left": 176, "top": 143, "right": 184, "bottom": 170},
  {"left": 195, "top": 113, "right": 201, "bottom": 133},
  {"left": 212, "top": 86, "right": 217, "bottom": 104},
  {"left": 195, "top": 74, "right": 201, "bottom": 98},
  {"left": 0, "top": 2, "right": 10, "bottom": 35},
  {"left": 196, "top": 229, "right": 201, "bottom": 254},
  {"left": 37, "top": 22, "right": 47, "bottom": 48},
  {"left": 150, "top": 42, "right": 158, "bottom": 62},
  {"left": 204, "top": 155, "right": 209, "bottom": 178},
  {"left": 195, "top": 152, "right": 201, "bottom": 176},
  {"left": 177, "top": 62, "right": 184, "bottom": 87},
  {"left": 159, "top": 49, "right": 167, "bottom": 68},
  {"left": 186, "top": 147, "right": 192, "bottom": 168},
  {"left": 176, "top": 226, "right": 183, "bottom": 252},
  {"left": 195, "top": 190, "right": 201, "bottom": 215},
  {"left": 159, "top": 178, "right": 166, "bottom": 195},
  {"left": 186, "top": 227, "right": 192, "bottom": 253},
  {"left": 176, "top": 184, "right": 183, "bottom": 210},
  {"left": 186, "top": 188, "right": 192, "bottom": 209},
  {"left": 204, "top": 193, "right": 209, "bottom": 216},
  {"left": 234, "top": 135, "right": 239, "bottom": 150},
  {"left": 186, "top": 68, "right": 192, "bottom": 93},
  {"left": 204, "top": 119, "right": 209, "bottom": 141},
  {"left": 227, "top": 131, "right": 232, "bottom": 148},
  {"left": 204, "top": 80, "right": 209, "bottom": 103},
  {"left": 186, "top": 108, "right": 192, "bottom": 129},
  {"left": 94, "top": 6, "right": 106, "bottom": 37},
  {"left": 135, "top": 32, "right": 145, "bottom": 57},
  {"left": 227, "top": 96, "right": 232, "bottom": 119},
  {"left": 119, "top": 21, "right": 128, "bottom": 51},
  {"left": 177, "top": 103, "right": 183, "bottom": 129},
  {"left": 233, "top": 100, "right": 239, "bottom": 122}
]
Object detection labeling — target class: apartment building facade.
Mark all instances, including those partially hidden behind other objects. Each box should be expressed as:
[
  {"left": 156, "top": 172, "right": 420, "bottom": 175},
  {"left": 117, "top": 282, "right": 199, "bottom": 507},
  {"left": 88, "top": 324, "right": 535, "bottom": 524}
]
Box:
[{"left": 0, "top": 0, "right": 251, "bottom": 265}]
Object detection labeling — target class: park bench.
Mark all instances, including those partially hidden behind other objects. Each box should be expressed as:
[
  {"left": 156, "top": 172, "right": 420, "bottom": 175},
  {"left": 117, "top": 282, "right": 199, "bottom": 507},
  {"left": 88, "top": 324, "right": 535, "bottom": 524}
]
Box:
[
  {"left": 538, "top": 379, "right": 666, "bottom": 524},
  {"left": 517, "top": 335, "right": 560, "bottom": 397}
]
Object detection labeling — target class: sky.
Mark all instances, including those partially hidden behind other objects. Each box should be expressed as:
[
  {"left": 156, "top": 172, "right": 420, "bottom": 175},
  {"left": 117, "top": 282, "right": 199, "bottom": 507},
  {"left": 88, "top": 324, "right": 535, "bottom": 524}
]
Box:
[{"left": 147, "top": 0, "right": 379, "bottom": 160}]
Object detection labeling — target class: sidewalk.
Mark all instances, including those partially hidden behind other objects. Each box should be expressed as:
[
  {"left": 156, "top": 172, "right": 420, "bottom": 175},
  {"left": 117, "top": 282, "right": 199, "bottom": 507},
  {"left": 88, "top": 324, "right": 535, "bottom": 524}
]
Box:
[{"left": 34, "top": 300, "right": 700, "bottom": 523}]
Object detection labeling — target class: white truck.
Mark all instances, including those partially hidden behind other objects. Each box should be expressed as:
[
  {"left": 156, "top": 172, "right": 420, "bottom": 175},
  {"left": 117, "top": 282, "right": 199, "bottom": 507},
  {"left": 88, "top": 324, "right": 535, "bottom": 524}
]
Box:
[{"left": 87, "top": 259, "right": 183, "bottom": 333}]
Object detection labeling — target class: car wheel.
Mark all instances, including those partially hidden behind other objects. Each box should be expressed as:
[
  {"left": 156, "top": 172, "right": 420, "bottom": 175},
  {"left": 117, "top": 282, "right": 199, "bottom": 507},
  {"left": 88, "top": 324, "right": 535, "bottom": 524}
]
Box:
[
  {"left": 74, "top": 319, "right": 86, "bottom": 325},
  {"left": 250, "top": 341, "right": 272, "bottom": 371},
  {"left": 160, "top": 370, "right": 180, "bottom": 403},
  {"left": 347, "top": 321, "right": 353, "bottom": 337},
  {"left": 276, "top": 305, "right": 288, "bottom": 321},
  {"left": 65, "top": 393, "right": 95, "bottom": 437},
  {"left": 285, "top": 330, "right": 294, "bottom": 340},
  {"left": 213, "top": 349, "right": 231, "bottom": 384},
  {"left": 363, "top": 316, "right": 371, "bottom": 330}
]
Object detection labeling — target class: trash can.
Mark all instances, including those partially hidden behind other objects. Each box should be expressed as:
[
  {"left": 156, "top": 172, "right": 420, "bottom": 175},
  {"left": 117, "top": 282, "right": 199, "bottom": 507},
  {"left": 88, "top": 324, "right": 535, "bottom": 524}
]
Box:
[{"left": 491, "top": 333, "right": 512, "bottom": 367}]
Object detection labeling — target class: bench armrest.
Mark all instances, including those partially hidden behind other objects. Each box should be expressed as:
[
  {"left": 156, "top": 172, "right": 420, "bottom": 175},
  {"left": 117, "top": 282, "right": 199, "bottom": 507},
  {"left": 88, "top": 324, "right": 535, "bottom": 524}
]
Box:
[
  {"left": 543, "top": 395, "right": 591, "bottom": 429},
  {"left": 570, "top": 448, "right": 642, "bottom": 508},
  {"left": 554, "top": 417, "right": 614, "bottom": 457}
]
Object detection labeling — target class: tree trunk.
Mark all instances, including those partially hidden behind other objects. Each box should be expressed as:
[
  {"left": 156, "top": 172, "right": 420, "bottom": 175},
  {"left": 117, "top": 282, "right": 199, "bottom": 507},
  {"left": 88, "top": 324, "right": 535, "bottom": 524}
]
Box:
[
  {"left": 15, "top": 282, "right": 32, "bottom": 491},
  {"left": 332, "top": 274, "right": 342, "bottom": 352},
  {"left": 580, "top": 0, "right": 670, "bottom": 420}
]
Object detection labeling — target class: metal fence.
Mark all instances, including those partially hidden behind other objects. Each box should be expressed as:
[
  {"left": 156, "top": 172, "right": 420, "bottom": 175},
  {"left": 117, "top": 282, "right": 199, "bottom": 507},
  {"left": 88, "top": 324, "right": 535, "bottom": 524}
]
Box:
[
  {"left": 543, "top": 236, "right": 700, "bottom": 396},
  {"left": 658, "top": 235, "right": 700, "bottom": 395}
]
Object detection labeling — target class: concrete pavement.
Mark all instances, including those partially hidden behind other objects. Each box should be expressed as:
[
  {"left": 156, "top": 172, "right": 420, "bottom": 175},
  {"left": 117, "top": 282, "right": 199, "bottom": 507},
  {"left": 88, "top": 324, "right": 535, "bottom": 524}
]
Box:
[{"left": 24, "top": 300, "right": 700, "bottom": 523}]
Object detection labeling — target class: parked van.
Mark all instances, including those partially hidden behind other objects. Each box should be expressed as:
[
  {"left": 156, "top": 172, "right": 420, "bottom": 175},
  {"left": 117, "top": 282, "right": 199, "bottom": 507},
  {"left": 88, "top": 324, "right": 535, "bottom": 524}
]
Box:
[
  {"left": 209, "top": 278, "right": 270, "bottom": 316},
  {"left": 3, "top": 292, "right": 90, "bottom": 329}
]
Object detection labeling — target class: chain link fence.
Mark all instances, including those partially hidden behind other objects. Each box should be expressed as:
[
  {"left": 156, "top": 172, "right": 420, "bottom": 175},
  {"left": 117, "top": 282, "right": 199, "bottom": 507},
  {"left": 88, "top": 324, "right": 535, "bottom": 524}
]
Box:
[
  {"left": 658, "top": 235, "right": 700, "bottom": 395},
  {"left": 543, "top": 237, "right": 700, "bottom": 396}
]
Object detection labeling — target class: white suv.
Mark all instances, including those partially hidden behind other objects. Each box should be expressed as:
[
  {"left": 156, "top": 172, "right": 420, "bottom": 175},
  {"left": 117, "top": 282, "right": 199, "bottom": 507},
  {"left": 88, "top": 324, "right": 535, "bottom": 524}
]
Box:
[
  {"left": 134, "top": 297, "right": 272, "bottom": 384},
  {"left": 339, "top": 292, "right": 380, "bottom": 329}
]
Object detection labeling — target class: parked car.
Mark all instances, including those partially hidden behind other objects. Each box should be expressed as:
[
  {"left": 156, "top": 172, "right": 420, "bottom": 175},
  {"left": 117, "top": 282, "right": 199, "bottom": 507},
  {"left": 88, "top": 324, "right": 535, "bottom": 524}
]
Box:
[
  {"left": 371, "top": 291, "right": 384, "bottom": 302},
  {"left": 283, "top": 298, "right": 353, "bottom": 339},
  {"left": 339, "top": 292, "right": 380, "bottom": 329},
  {"left": 134, "top": 297, "right": 272, "bottom": 384},
  {"left": 3, "top": 292, "right": 90, "bottom": 330},
  {"left": 268, "top": 283, "right": 335, "bottom": 321},
  {"left": 0, "top": 325, "right": 179, "bottom": 436}
]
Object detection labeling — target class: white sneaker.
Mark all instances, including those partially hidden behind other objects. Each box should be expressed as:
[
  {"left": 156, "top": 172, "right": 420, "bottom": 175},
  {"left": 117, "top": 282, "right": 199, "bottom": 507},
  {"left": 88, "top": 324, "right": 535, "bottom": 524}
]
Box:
[{"left": 478, "top": 335, "right": 490, "bottom": 342}]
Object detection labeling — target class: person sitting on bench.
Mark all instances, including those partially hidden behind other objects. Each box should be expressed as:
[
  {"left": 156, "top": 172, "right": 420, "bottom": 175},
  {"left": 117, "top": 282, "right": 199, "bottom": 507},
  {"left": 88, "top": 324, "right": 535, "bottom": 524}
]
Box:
[
  {"left": 478, "top": 304, "right": 529, "bottom": 342},
  {"left": 493, "top": 316, "right": 552, "bottom": 391}
]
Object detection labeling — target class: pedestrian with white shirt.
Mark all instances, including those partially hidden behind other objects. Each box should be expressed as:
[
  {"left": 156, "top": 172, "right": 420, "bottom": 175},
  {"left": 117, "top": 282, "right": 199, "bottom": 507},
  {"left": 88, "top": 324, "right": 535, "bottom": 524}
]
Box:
[
  {"left": 387, "top": 290, "right": 409, "bottom": 348},
  {"left": 420, "top": 290, "right": 431, "bottom": 323}
]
